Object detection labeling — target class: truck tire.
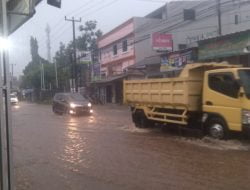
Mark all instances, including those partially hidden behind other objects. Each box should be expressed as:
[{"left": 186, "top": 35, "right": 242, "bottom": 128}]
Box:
[
  {"left": 207, "top": 117, "right": 229, "bottom": 140},
  {"left": 134, "top": 110, "right": 154, "bottom": 128},
  {"left": 132, "top": 112, "right": 140, "bottom": 127}
]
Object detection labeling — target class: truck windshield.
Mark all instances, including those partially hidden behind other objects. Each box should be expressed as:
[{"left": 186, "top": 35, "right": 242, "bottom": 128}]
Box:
[{"left": 238, "top": 70, "right": 250, "bottom": 99}]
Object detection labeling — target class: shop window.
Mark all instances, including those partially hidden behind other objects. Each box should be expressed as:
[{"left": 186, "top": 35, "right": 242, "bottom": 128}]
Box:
[
  {"left": 235, "top": 15, "right": 239, "bottom": 25},
  {"left": 113, "top": 44, "right": 117, "bottom": 55},
  {"left": 122, "top": 40, "right": 128, "bottom": 52},
  {"left": 178, "top": 44, "right": 187, "bottom": 50},
  {"left": 208, "top": 73, "right": 239, "bottom": 98}
]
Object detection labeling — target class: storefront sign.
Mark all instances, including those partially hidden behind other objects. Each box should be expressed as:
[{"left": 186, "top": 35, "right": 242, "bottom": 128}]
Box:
[
  {"left": 152, "top": 33, "right": 173, "bottom": 51},
  {"left": 160, "top": 50, "right": 193, "bottom": 72},
  {"left": 186, "top": 30, "right": 217, "bottom": 44},
  {"left": 199, "top": 30, "right": 250, "bottom": 60}
]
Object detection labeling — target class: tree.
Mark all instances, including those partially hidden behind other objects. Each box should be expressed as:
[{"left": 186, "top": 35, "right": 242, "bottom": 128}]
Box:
[
  {"left": 21, "top": 36, "right": 55, "bottom": 90},
  {"left": 53, "top": 42, "right": 72, "bottom": 90},
  {"left": 77, "top": 20, "right": 102, "bottom": 62},
  {"left": 52, "top": 21, "right": 102, "bottom": 88},
  {"left": 30, "top": 37, "right": 39, "bottom": 64},
  {"left": 75, "top": 21, "right": 102, "bottom": 85}
]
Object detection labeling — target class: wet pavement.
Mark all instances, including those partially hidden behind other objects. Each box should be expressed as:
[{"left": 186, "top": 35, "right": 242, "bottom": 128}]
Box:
[{"left": 12, "top": 102, "right": 250, "bottom": 190}]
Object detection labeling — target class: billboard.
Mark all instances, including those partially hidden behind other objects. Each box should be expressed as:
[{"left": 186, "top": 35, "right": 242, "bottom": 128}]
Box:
[
  {"left": 151, "top": 33, "right": 173, "bottom": 51},
  {"left": 77, "top": 51, "right": 92, "bottom": 64},
  {"left": 160, "top": 50, "right": 193, "bottom": 72}
]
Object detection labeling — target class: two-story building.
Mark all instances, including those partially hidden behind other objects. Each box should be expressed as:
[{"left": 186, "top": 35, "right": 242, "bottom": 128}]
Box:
[{"left": 93, "top": 17, "right": 161, "bottom": 104}]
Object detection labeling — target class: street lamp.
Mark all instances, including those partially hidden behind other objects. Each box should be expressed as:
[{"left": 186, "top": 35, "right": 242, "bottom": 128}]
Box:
[{"left": 0, "top": 37, "right": 10, "bottom": 50}]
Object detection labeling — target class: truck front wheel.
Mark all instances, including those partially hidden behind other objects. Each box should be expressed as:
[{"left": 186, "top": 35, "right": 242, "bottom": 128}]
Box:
[{"left": 207, "top": 117, "right": 228, "bottom": 140}]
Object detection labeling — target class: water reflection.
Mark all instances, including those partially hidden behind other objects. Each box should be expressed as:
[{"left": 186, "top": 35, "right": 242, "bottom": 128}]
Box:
[
  {"left": 12, "top": 105, "right": 20, "bottom": 109},
  {"left": 88, "top": 116, "right": 95, "bottom": 124},
  {"left": 58, "top": 117, "right": 91, "bottom": 171}
]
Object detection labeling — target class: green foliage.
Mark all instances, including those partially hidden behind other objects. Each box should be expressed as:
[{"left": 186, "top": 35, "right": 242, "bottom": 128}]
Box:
[
  {"left": 21, "top": 60, "right": 56, "bottom": 89},
  {"left": 77, "top": 20, "right": 103, "bottom": 62},
  {"left": 21, "top": 36, "right": 56, "bottom": 89},
  {"left": 30, "top": 37, "right": 40, "bottom": 64},
  {"left": 21, "top": 21, "right": 102, "bottom": 90}
]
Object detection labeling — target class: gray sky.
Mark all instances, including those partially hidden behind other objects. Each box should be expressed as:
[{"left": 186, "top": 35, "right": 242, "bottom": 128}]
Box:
[{"left": 9, "top": 0, "right": 169, "bottom": 77}]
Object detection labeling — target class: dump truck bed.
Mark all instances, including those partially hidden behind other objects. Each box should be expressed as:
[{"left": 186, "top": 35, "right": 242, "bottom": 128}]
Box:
[
  {"left": 124, "top": 62, "right": 240, "bottom": 112},
  {"left": 124, "top": 77, "right": 203, "bottom": 111}
]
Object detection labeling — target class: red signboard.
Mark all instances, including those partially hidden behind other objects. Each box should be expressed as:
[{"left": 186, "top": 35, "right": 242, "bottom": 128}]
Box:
[{"left": 152, "top": 33, "right": 173, "bottom": 51}]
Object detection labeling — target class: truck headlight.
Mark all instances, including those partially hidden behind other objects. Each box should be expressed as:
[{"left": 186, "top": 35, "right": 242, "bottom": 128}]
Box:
[
  {"left": 70, "top": 103, "right": 76, "bottom": 108},
  {"left": 88, "top": 103, "right": 92, "bottom": 107},
  {"left": 242, "top": 109, "right": 250, "bottom": 124}
]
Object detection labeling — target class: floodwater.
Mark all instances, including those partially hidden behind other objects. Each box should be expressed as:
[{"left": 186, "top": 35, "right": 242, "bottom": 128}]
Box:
[{"left": 12, "top": 103, "right": 250, "bottom": 190}]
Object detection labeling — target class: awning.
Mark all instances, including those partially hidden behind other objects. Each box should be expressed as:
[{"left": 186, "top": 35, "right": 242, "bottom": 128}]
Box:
[
  {"left": 4, "top": 0, "right": 42, "bottom": 35},
  {"left": 198, "top": 30, "right": 250, "bottom": 60},
  {"left": 90, "top": 74, "right": 127, "bottom": 85}
]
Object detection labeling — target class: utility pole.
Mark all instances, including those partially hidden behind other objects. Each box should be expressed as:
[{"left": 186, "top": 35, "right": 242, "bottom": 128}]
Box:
[
  {"left": 217, "top": 0, "right": 222, "bottom": 36},
  {"left": 65, "top": 16, "right": 81, "bottom": 92},
  {"left": 10, "top": 64, "right": 15, "bottom": 89},
  {"left": 11, "top": 64, "right": 14, "bottom": 77},
  {"left": 40, "top": 59, "right": 45, "bottom": 90},
  {"left": 45, "top": 24, "right": 52, "bottom": 63},
  {"left": 54, "top": 58, "right": 58, "bottom": 89}
]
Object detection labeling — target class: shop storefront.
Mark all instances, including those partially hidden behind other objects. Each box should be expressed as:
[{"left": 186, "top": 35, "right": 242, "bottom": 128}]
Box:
[{"left": 198, "top": 30, "right": 250, "bottom": 66}]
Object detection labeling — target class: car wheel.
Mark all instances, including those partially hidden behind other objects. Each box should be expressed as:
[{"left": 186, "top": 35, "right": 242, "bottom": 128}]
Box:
[{"left": 53, "top": 106, "right": 63, "bottom": 115}]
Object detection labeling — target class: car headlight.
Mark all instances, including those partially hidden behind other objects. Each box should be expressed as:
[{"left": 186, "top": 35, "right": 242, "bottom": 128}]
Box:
[
  {"left": 70, "top": 103, "right": 76, "bottom": 108},
  {"left": 242, "top": 109, "right": 250, "bottom": 124},
  {"left": 88, "top": 103, "right": 92, "bottom": 107}
]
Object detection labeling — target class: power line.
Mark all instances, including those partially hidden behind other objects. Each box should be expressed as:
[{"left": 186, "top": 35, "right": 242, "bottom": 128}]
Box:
[
  {"left": 42, "top": 0, "right": 119, "bottom": 51},
  {"left": 135, "top": 0, "right": 246, "bottom": 42},
  {"left": 39, "top": 0, "right": 103, "bottom": 49},
  {"left": 134, "top": 0, "right": 235, "bottom": 34},
  {"left": 133, "top": 0, "right": 247, "bottom": 45}
]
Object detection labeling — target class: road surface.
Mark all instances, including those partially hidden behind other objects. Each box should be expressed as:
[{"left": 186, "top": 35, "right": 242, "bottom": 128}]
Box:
[{"left": 12, "top": 102, "right": 250, "bottom": 190}]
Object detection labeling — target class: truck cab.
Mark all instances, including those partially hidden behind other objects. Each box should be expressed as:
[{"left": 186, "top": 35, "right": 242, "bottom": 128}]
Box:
[{"left": 203, "top": 68, "right": 250, "bottom": 139}]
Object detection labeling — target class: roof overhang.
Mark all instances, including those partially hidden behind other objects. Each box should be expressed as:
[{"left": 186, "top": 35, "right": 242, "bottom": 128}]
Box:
[{"left": 3, "top": 0, "right": 42, "bottom": 35}]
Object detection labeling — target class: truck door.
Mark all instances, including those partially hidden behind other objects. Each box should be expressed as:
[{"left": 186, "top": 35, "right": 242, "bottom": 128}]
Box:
[{"left": 203, "top": 72, "right": 242, "bottom": 131}]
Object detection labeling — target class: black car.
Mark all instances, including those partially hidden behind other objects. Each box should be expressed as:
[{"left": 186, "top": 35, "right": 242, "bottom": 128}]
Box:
[{"left": 52, "top": 93, "right": 93, "bottom": 115}]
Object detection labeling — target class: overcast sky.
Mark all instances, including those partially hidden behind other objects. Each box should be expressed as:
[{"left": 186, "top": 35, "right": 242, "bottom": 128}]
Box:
[{"left": 9, "top": 0, "right": 170, "bottom": 77}]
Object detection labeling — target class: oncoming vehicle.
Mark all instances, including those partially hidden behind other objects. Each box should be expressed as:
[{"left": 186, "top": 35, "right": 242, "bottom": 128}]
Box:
[
  {"left": 10, "top": 93, "right": 19, "bottom": 105},
  {"left": 52, "top": 93, "right": 93, "bottom": 115}
]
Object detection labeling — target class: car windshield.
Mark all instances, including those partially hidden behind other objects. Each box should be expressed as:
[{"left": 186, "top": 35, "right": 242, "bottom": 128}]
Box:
[
  {"left": 67, "top": 93, "right": 86, "bottom": 102},
  {"left": 10, "top": 95, "right": 16, "bottom": 98},
  {"left": 238, "top": 70, "right": 250, "bottom": 99}
]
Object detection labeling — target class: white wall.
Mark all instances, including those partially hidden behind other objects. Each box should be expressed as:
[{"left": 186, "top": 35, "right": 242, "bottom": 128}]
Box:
[{"left": 134, "top": 0, "right": 250, "bottom": 63}]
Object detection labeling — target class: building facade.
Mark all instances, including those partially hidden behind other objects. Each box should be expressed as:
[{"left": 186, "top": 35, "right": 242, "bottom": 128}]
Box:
[
  {"left": 92, "top": 0, "right": 250, "bottom": 104},
  {"left": 95, "top": 17, "right": 159, "bottom": 104},
  {"left": 134, "top": 0, "right": 250, "bottom": 75}
]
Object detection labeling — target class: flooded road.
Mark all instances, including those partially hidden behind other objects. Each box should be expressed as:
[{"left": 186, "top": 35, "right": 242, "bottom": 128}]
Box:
[{"left": 12, "top": 103, "right": 250, "bottom": 190}]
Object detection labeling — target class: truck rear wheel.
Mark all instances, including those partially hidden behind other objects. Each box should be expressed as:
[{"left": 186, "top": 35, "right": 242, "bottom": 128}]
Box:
[
  {"left": 207, "top": 117, "right": 228, "bottom": 140},
  {"left": 132, "top": 112, "right": 140, "bottom": 127},
  {"left": 132, "top": 110, "right": 153, "bottom": 128}
]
